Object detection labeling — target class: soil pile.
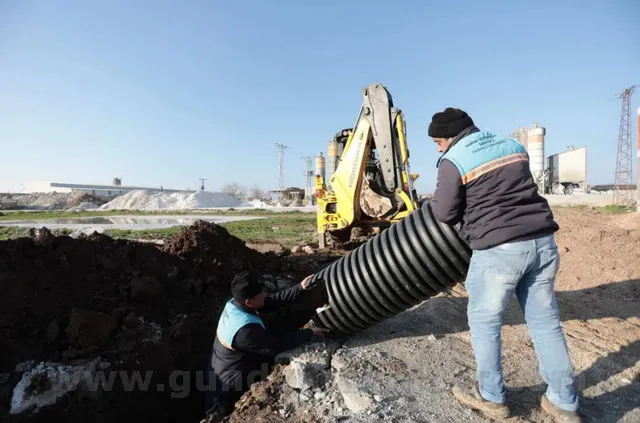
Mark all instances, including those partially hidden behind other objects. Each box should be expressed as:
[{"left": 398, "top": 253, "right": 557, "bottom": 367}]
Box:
[
  {"left": 0, "top": 193, "right": 69, "bottom": 210},
  {"left": 0, "top": 221, "right": 332, "bottom": 423},
  {"left": 63, "top": 192, "right": 106, "bottom": 210},
  {"left": 162, "top": 220, "right": 264, "bottom": 298}
]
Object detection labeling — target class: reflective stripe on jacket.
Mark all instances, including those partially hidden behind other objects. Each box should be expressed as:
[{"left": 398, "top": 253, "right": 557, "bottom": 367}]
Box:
[{"left": 437, "top": 131, "right": 529, "bottom": 184}]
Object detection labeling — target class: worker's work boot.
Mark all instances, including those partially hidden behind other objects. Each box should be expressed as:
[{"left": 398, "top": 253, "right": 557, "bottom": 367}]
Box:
[
  {"left": 452, "top": 383, "right": 509, "bottom": 420},
  {"left": 541, "top": 395, "right": 582, "bottom": 423}
]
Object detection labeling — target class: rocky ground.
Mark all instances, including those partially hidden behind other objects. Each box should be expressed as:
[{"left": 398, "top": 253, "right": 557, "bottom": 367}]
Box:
[{"left": 228, "top": 207, "right": 640, "bottom": 423}]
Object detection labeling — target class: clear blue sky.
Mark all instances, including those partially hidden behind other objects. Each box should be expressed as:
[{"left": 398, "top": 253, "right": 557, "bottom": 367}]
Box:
[{"left": 1, "top": 0, "right": 638, "bottom": 193}]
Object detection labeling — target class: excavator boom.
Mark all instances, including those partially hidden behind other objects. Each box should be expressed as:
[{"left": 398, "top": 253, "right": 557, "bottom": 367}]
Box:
[
  {"left": 315, "top": 82, "right": 418, "bottom": 248},
  {"left": 362, "top": 84, "right": 397, "bottom": 192}
]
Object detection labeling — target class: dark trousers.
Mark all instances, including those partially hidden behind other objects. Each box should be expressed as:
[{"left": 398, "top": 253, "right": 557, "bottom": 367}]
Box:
[{"left": 203, "top": 361, "right": 241, "bottom": 420}]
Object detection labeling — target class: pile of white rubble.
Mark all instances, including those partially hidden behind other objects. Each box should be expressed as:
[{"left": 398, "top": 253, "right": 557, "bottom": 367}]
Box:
[{"left": 99, "top": 190, "right": 242, "bottom": 210}]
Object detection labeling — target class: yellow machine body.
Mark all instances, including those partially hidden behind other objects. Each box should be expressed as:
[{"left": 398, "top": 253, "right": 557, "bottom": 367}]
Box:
[{"left": 315, "top": 83, "right": 419, "bottom": 248}]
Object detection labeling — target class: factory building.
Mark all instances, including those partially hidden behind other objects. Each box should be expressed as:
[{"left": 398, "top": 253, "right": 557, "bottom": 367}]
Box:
[
  {"left": 511, "top": 123, "right": 588, "bottom": 195},
  {"left": 22, "top": 181, "right": 192, "bottom": 198},
  {"left": 546, "top": 146, "right": 587, "bottom": 194}
]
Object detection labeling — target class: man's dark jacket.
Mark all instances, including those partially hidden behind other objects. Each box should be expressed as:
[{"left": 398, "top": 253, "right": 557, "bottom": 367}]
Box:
[
  {"left": 208, "top": 284, "right": 313, "bottom": 404},
  {"left": 431, "top": 126, "right": 559, "bottom": 250}
]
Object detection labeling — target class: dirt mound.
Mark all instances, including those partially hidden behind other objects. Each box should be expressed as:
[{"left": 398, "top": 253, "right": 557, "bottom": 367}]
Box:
[
  {"left": 0, "top": 229, "right": 211, "bottom": 422},
  {"left": 162, "top": 221, "right": 265, "bottom": 296},
  {"left": 0, "top": 221, "right": 333, "bottom": 423},
  {"left": 205, "top": 365, "right": 320, "bottom": 423},
  {"left": 164, "top": 220, "right": 262, "bottom": 266},
  {"left": 1, "top": 192, "right": 75, "bottom": 210},
  {"left": 63, "top": 192, "right": 107, "bottom": 210},
  {"left": 228, "top": 365, "right": 287, "bottom": 423}
]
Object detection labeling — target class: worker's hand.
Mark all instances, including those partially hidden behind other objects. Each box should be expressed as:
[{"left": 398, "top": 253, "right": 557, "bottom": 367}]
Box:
[
  {"left": 300, "top": 274, "right": 314, "bottom": 290},
  {"left": 311, "top": 327, "right": 329, "bottom": 337}
]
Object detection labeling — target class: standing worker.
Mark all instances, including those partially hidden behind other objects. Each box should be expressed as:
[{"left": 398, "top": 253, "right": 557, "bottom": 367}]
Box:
[
  {"left": 204, "top": 271, "right": 326, "bottom": 420},
  {"left": 428, "top": 108, "right": 580, "bottom": 422}
]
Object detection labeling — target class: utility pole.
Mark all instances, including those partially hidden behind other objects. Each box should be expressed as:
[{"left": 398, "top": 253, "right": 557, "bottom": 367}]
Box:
[
  {"left": 276, "top": 143, "right": 288, "bottom": 191},
  {"left": 199, "top": 178, "right": 207, "bottom": 191},
  {"left": 302, "top": 155, "right": 314, "bottom": 204},
  {"left": 614, "top": 86, "right": 636, "bottom": 206},
  {"left": 637, "top": 106, "right": 640, "bottom": 212}
]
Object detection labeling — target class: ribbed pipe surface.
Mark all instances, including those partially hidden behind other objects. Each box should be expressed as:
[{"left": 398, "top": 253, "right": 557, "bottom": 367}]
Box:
[{"left": 311, "top": 202, "right": 471, "bottom": 337}]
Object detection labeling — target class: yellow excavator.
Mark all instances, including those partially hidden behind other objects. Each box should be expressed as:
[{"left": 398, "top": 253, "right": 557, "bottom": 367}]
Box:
[{"left": 315, "top": 82, "right": 419, "bottom": 249}]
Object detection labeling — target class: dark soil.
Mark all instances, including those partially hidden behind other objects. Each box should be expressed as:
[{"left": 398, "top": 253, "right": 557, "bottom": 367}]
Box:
[{"left": 0, "top": 221, "right": 337, "bottom": 423}]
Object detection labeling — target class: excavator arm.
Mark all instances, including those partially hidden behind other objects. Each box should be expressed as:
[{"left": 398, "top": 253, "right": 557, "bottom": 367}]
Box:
[
  {"left": 363, "top": 83, "right": 397, "bottom": 192},
  {"left": 315, "top": 82, "right": 418, "bottom": 248}
]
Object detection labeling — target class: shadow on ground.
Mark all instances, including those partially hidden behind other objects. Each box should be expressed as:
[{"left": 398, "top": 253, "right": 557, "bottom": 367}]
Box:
[
  {"left": 505, "top": 338, "right": 640, "bottom": 423},
  {"left": 348, "top": 278, "right": 639, "bottom": 339},
  {"left": 348, "top": 278, "right": 640, "bottom": 423}
]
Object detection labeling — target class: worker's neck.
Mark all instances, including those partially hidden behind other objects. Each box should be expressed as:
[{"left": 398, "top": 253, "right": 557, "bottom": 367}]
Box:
[
  {"left": 233, "top": 298, "right": 258, "bottom": 315},
  {"left": 441, "top": 126, "right": 480, "bottom": 156}
]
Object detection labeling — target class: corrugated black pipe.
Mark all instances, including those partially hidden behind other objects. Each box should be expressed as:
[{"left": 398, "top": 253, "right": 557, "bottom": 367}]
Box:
[{"left": 311, "top": 201, "right": 471, "bottom": 337}]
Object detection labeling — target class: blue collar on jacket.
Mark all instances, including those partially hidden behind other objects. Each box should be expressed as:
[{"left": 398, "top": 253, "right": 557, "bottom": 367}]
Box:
[
  {"left": 232, "top": 298, "right": 260, "bottom": 316},
  {"left": 439, "top": 126, "right": 480, "bottom": 157},
  {"left": 437, "top": 125, "right": 480, "bottom": 167}
]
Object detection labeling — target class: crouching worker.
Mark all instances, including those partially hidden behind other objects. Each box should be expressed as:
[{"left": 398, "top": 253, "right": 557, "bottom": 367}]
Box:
[{"left": 204, "top": 272, "right": 327, "bottom": 420}]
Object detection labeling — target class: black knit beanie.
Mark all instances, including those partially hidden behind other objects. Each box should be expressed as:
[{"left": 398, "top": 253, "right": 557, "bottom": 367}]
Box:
[
  {"left": 231, "top": 272, "right": 263, "bottom": 302},
  {"left": 428, "top": 108, "right": 475, "bottom": 138}
]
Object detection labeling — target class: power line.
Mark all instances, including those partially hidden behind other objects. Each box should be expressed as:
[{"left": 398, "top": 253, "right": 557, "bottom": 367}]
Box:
[
  {"left": 301, "top": 155, "right": 314, "bottom": 203},
  {"left": 614, "top": 86, "right": 636, "bottom": 206}
]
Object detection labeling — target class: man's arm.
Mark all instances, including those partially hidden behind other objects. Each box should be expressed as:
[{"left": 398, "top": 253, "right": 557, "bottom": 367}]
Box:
[
  {"left": 430, "top": 160, "right": 465, "bottom": 224},
  {"left": 261, "top": 283, "right": 306, "bottom": 313},
  {"left": 233, "top": 324, "right": 313, "bottom": 356}
]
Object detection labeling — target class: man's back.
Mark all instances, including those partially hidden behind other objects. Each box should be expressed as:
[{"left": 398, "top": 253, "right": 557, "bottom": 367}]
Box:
[{"left": 432, "top": 130, "right": 558, "bottom": 250}]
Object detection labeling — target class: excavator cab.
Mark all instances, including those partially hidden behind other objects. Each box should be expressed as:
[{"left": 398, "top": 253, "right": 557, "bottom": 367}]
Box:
[{"left": 315, "top": 83, "right": 419, "bottom": 248}]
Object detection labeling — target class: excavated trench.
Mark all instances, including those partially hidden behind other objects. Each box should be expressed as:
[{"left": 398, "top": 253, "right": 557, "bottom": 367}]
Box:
[
  {"left": 1, "top": 202, "right": 468, "bottom": 422},
  {"left": 0, "top": 222, "right": 334, "bottom": 423}
]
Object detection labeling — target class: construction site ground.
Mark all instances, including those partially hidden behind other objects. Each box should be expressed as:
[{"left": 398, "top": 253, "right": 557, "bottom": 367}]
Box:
[
  {"left": 226, "top": 207, "right": 640, "bottom": 423},
  {"left": 1, "top": 206, "right": 639, "bottom": 423}
]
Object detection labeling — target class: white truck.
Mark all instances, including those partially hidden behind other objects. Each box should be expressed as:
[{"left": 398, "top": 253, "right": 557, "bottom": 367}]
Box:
[{"left": 545, "top": 146, "right": 587, "bottom": 195}]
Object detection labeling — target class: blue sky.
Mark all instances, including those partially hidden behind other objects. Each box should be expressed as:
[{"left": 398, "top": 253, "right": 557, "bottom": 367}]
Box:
[{"left": 1, "top": 0, "right": 638, "bottom": 194}]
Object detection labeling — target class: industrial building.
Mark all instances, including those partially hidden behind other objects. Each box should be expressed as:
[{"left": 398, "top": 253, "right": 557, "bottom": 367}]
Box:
[
  {"left": 22, "top": 181, "right": 193, "bottom": 198},
  {"left": 511, "top": 123, "right": 588, "bottom": 195},
  {"left": 546, "top": 146, "right": 587, "bottom": 194}
]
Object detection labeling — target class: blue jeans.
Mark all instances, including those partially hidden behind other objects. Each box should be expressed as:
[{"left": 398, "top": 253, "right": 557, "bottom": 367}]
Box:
[{"left": 465, "top": 234, "right": 578, "bottom": 411}]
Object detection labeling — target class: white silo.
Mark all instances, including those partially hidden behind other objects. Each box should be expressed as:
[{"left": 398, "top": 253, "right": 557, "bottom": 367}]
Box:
[
  {"left": 315, "top": 153, "right": 326, "bottom": 183},
  {"left": 527, "top": 123, "right": 546, "bottom": 193},
  {"left": 326, "top": 139, "right": 339, "bottom": 184},
  {"left": 511, "top": 127, "right": 529, "bottom": 150}
]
